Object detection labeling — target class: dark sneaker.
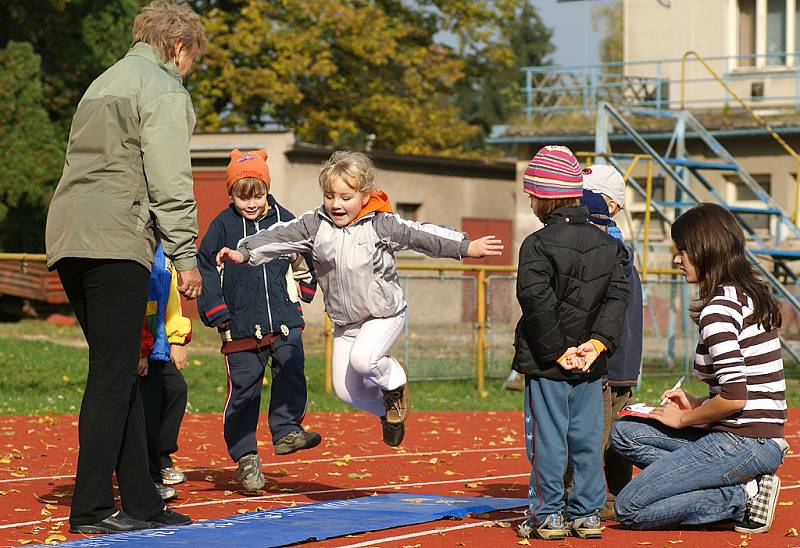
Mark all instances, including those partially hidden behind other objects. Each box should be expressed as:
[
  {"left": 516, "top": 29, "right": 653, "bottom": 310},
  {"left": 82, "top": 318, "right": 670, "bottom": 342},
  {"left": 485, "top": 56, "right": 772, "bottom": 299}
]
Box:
[
  {"left": 569, "top": 510, "right": 602, "bottom": 539},
  {"left": 149, "top": 509, "right": 192, "bottom": 528},
  {"left": 380, "top": 416, "right": 405, "bottom": 447},
  {"left": 237, "top": 453, "right": 265, "bottom": 494},
  {"left": 160, "top": 467, "right": 186, "bottom": 485},
  {"left": 600, "top": 499, "right": 617, "bottom": 521},
  {"left": 517, "top": 513, "right": 569, "bottom": 541},
  {"left": 70, "top": 511, "right": 151, "bottom": 534},
  {"left": 274, "top": 430, "right": 322, "bottom": 456},
  {"left": 382, "top": 364, "right": 410, "bottom": 424},
  {"left": 156, "top": 483, "right": 178, "bottom": 502},
  {"left": 735, "top": 474, "right": 781, "bottom": 534}
]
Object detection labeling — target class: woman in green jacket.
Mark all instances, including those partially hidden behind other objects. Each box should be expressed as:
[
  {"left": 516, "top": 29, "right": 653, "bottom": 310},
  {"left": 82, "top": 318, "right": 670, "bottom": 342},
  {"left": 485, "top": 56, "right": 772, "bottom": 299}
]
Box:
[{"left": 45, "top": 0, "right": 205, "bottom": 534}]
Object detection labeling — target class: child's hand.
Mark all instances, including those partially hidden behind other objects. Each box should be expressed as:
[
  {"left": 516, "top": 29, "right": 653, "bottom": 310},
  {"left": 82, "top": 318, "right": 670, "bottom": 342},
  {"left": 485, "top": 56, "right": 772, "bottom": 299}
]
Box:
[
  {"left": 557, "top": 347, "right": 581, "bottom": 370},
  {"left": 574, "top": 341, "right": 600, "bottom": 371},
  {"left": 216, "top": 247, "right": 244, "bottom": 266},
  {"left": 137, "top": 356, "right": 149, "bottom": 377},
  {"left": 467, "top": 235, "right": 504, "bottom": 258},
  {"left": 170, "top": 344, "right": 188, "bottom": 370}
]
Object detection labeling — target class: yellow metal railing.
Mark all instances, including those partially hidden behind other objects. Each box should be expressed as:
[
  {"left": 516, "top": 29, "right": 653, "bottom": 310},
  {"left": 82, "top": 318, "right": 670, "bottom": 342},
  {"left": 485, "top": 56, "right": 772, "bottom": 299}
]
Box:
[
  {"left": 323, "top": 263, "right": 516, "bottom": 396},
  {"left": 680, "top": 50, "right": 800, "bottom": 223}
]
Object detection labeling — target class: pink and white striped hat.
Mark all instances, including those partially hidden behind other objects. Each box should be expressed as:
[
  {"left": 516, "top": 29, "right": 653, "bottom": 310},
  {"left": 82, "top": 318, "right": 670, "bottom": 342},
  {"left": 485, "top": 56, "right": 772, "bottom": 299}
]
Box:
[{"left": 522, "top": 145, "right": 583, "bottom": 199}]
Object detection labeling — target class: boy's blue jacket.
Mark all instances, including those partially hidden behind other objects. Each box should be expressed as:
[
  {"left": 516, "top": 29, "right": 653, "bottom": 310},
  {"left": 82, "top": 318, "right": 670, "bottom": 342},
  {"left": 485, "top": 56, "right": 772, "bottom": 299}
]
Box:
[
  {"left": 147, "top": 244, "right": 172, "bottom": 361},
  {"left": 197, "top": 196, "right": 317, "bottom": 340}
]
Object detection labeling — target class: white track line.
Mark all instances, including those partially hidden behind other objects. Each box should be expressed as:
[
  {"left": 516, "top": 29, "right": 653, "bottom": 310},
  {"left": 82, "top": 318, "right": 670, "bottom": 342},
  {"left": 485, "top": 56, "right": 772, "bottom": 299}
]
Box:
[
  {"left": 335, "top": 517, "right": 527, "bottom": 548},
  {"left": 0, "top": 473, "right": 530, "bottom": 530},
  {"left": 0, "top": 446, "right": 526, "bottom": 484}
]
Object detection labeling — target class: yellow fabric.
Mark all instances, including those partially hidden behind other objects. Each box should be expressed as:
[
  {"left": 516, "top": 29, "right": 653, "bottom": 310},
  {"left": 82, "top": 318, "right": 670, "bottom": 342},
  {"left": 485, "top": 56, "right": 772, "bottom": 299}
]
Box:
[
  {"left": 165, "top": 261, "right": 192, "bottom": 345},
  {"left": 588, "top": 338, "right": 607, "bottom": 354}
]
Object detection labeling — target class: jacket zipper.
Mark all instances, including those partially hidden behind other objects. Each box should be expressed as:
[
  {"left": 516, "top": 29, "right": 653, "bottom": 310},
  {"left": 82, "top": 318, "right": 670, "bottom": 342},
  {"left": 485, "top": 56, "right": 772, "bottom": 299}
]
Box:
[
  {"left": 337, "top": 227, "right": 354, "bottom": 323},
  {"left": 253, "top": 218, "right": 274, "bottom": 333}
]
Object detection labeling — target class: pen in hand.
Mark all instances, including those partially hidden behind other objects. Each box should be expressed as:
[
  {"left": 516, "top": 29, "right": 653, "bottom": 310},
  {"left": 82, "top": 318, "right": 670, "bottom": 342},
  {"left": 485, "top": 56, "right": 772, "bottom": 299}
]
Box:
[{"left": 660, "top": 375, "right": 685, "bottom": 407}]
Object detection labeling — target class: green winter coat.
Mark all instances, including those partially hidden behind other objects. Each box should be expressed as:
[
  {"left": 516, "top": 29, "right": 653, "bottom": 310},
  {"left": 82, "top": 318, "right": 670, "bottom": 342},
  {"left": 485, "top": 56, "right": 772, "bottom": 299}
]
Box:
[{"left": 46, "top": 42, "right": 198, "bottom": 272}]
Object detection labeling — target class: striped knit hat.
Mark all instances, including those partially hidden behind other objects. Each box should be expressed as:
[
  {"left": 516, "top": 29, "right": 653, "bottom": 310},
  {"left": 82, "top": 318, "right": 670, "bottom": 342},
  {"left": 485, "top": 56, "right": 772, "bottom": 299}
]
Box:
[{"left": 523, "top": 145, "right": 583, "bottom": 199}]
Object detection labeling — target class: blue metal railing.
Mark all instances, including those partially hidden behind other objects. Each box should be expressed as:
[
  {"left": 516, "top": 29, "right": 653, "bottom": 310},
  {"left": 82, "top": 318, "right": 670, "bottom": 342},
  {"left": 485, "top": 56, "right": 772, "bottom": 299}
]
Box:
[{"left": 522, "top": 52, "right": 800, "bottom": 118}]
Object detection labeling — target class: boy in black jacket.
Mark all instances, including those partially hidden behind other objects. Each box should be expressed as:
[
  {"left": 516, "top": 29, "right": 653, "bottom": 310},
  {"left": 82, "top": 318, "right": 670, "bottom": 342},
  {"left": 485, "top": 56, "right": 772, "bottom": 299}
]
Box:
[
  {"left": 513, "top": 146, "right": 629, "bottom": 541},
  {"left": 197, "top": 149, "right": 321, "bottom": 495}
]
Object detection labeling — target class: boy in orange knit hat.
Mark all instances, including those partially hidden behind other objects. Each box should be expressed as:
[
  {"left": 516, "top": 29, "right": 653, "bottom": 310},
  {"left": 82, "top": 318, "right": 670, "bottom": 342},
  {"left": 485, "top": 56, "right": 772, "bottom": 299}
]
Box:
[{"left": 197, "top": 149, "right": 320, "bottom": 495}]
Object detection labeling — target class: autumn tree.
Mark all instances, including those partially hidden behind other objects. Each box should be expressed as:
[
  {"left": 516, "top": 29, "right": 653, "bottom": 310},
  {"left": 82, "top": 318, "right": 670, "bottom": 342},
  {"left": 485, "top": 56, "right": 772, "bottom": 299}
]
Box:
[
  {"left": 594, "top": 0, "right": 623, "bottom": 72},
  {"left": 0, "top": 42, "right": 64, "bottom": 251},
  {"left": 190, "top": 0, "right": 543, "bottom": 156}
]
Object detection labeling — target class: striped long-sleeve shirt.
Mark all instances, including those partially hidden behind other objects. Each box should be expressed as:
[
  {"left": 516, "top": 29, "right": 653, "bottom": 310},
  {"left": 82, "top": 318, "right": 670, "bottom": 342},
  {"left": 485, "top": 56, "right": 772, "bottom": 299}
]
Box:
[{"left": 694, "top": 285, "right": 786, "bottom": 438}]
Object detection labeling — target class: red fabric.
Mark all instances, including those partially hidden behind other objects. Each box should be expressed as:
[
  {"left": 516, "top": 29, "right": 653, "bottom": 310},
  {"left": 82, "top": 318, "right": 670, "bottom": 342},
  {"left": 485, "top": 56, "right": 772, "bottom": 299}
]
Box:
[
  {"left": 140, "top": 319, "right": 154, "bottom": 358},
  {"left": 351, "top": 189, "right": 393, "bottom": 224}
]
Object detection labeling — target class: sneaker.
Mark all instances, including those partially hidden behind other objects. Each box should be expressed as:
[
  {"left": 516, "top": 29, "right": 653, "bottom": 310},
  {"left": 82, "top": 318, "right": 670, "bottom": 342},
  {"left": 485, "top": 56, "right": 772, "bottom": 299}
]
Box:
[
  {"left": 382, "top": 364, "right": 410, "bottom": 424},
  {"left": 156, "top": 483, "right": 178, "bottom": 502},
  {"left": 149, "top": 509, "right": 192, "bottom": 528},
  {"left": 600, "top": 499, "right": 617, "bottom": 521},
  {"left": 380, "top": 416, "right": 405, "bottom": 447},
  {"left": 69, "top": 511, "right": 151, "bottom": 534},
  {"left": 237, "top": 453, "right": 266, "bottom": 495},
  {"left": 517, "top": 513, "right": 569, "bottom": 541},
  {"left": 569, "top": 510, "right": 602, "bottom": 539},
  {"left": 160, "top": 467, "right": 186, "bottom": 485},
  {"left": 274, "top": 430, "right": 322, "bottom": 456},
  {"left": 735, "top": 474, "right": 781, "bottom": 534}
]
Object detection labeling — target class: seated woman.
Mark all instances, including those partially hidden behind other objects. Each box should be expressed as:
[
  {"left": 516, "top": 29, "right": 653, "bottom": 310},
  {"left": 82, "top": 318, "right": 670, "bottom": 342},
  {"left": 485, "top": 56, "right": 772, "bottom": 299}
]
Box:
[{"left": 610, "top": 202, "right": 789, "bottom": 534}]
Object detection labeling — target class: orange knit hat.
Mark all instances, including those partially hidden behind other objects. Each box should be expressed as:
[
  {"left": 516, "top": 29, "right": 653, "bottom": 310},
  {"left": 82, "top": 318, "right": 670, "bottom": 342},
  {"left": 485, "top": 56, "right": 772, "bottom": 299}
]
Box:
[{"left": 226, "top": 149, "right": 271, "bottom": 194}]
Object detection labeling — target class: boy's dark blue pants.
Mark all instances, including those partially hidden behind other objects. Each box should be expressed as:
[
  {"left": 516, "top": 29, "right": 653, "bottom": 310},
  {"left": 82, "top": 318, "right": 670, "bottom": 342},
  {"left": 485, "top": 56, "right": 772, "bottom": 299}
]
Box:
[
  {"left": 223, "top": 327, "right": 309, "bottom": 462},
  {"left": 139, "top": 359, "right": 188, "bottom": 483},
  {"left": 524, "top": 375, "right": 606, "bottom": 524}
]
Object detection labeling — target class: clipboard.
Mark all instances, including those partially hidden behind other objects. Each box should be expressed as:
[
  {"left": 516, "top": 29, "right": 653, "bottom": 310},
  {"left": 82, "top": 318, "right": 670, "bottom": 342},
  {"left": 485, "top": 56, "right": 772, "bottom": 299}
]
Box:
[{"left": 618, "top": 403, "right": 657, "bottom": 418}]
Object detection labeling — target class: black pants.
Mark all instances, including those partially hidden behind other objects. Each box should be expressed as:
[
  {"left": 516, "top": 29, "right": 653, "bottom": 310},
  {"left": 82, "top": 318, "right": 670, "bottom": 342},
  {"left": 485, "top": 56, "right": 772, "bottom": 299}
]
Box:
[
  {"left": 57, "top": 258, "right": 164, "bottom": 526},
  {"left": 139, "top": 359, "right": 187, "bottom": 482}
]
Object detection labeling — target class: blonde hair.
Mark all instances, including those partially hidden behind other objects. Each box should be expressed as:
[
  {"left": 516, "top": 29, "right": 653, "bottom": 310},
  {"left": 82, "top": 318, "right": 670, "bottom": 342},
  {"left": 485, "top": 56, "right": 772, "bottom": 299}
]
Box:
[
  {"left": 230, "top": 177, "right": 268, "bottom": 200},
  {"left": 131, "top": 0, "right": 208, "bottom": 63},
  {"left": 319, "top": 151, "right": 377, "bottom": 193}
]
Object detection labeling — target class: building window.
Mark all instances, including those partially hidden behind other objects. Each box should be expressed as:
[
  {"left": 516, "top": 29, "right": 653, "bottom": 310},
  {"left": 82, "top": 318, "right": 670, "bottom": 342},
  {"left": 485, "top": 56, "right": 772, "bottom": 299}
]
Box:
[
  {"left": 739, "top": 0, "right": 756, "bottom": 67},
  {"left": 726, "top": 174, "right": 772, "bottom": 231},
  {"left": 767, "top": 0, "right": 787, "bottom": 65},
  {"left": 396, "top": 202, "right": 421, "bottom": 221}
]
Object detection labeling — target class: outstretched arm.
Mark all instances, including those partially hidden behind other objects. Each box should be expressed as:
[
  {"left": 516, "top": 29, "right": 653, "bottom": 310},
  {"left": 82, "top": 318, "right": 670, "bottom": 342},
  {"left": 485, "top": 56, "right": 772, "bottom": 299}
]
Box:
[
  {"left": 234, "top": 210, "right": 320, "bottom": 266},
  {"left": 466, "top": 235, "right": 504, "bottom": 258}
]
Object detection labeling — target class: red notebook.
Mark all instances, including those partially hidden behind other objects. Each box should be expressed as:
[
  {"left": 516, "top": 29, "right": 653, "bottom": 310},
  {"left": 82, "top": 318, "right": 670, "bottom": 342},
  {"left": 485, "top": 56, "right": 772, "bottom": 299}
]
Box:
[{"left": 618, "top": 403, "right": 656, "bottom": 418}]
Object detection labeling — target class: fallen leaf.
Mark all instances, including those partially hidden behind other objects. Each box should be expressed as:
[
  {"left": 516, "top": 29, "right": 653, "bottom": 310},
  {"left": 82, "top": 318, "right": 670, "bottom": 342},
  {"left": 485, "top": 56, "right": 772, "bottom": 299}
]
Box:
[
  {"left": 517, "top": 540, "right": 530, "bottom": 546},
  {"left": 778, "top": 501, "right": 794, "bottom": 506},
  {"left": 444, "top": 470, "right": 456, "bottom": 476},
  {"left": 428, "top": 458, "right": 439, "bottom": 465},
  {"left": 634, "top": 543, "right": 652, "bottom": 546},
  {"left": 17, "top": 541, "right": 35, "bottom": 545},
  {"left": 497, "top": 521, "right": 512, "bottom": 528},
  {"left": 667, "top": 541, "right": 683, "bottom": 545},
  {"left": 44, "top": 534, "right": 67, "bottom": 545},
  {"left": 786, "top": 527, "right": 798, "bottom": 537}
]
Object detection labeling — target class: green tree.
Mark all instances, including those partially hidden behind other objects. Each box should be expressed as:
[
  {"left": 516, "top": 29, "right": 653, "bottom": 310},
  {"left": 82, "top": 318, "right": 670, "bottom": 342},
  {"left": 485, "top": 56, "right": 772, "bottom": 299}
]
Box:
[
  {"left": 190, "top": 0, "right": 544, "bottom": 156},
  {"left": 0, "top": 42, "right": 64, "bottom": 252},
  {"left": 594, "top": 0, "right": 623, "bottom": 71},
  {"left": 454, "top": 0, "right": 554, "bottom": 141}
]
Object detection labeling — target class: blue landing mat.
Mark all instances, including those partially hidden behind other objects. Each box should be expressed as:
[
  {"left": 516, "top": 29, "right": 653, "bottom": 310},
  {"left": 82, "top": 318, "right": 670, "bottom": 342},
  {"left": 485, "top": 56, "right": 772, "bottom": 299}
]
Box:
[{"left": 53, "top": 494, "right": 526, "bottom": 547}]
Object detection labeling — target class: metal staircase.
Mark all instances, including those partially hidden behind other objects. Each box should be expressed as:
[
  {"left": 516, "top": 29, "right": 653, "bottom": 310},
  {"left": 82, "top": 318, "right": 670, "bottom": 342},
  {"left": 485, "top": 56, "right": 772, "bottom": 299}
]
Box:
[{"left": 594, "top": 101, "right": 800, "bottom": 362}]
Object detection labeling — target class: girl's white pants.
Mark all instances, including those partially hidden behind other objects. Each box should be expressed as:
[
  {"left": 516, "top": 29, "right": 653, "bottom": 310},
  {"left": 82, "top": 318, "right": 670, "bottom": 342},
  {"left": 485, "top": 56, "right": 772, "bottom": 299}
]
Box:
[{"left": 331, "top": 311, "right": 407, "bottom": 417}]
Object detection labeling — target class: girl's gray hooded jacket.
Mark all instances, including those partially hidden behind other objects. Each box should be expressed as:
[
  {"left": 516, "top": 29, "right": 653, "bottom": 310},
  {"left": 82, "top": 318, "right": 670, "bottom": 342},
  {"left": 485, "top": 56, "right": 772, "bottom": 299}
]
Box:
[{"left": 236, "top": 207, "right": 470, "bottom": 326}]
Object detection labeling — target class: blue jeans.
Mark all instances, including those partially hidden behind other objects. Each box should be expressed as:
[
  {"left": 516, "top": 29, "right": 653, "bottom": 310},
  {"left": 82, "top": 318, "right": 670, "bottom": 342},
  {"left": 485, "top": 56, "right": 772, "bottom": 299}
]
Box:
[
  {"left": 524, "top": 376, "right": 606, "bottom": 524},
  {"left": 610, "top": 418, "right": 784, "bottom": 529}
]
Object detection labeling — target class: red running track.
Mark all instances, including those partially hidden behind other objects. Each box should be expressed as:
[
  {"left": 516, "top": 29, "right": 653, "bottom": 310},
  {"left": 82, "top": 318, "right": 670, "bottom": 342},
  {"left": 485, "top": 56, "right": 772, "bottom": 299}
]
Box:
[{"left": 0, "top": 410, "right": 799, "bottom": 547}]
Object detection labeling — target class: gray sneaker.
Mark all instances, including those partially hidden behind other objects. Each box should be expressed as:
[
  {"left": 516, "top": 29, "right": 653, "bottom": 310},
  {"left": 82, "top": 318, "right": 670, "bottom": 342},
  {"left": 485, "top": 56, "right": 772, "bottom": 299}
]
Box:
[
  {"left": 237, "top": 453, "right": 266, "bottom": 495},
  {"left": 156, "top": 483, "right": 178, "bottom": 502},
  {"left": 274, "top": 430, "right": 322, "bottom": 456},
  {"left": 568, "top": 510, "right": 602, "bottom": 538},
  {"left": 517, "top": 512, "right": 569, "bottom": 540},
  {"left": 160, "top": 467, "right": 186, "bottom": 485},
  {"left": 735, "top": 474, "right": 781, "bottom": 534}
]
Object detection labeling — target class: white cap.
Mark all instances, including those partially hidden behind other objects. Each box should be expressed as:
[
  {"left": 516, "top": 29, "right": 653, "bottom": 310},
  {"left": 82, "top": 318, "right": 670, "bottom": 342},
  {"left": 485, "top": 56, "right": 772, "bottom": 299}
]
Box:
[{"left": 582, "top": 164, "right": 626, "bottom": 208}]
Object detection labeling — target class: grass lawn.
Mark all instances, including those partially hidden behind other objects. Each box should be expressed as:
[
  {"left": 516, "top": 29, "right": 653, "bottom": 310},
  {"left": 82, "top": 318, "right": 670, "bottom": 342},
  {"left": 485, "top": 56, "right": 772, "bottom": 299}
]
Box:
[{"left": 0, "top": 319, "right": 797, "bottom": 415}]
